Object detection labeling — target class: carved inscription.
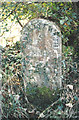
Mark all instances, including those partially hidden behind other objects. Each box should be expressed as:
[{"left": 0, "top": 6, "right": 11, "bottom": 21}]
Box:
[{"left": 21, "top": 18, "right": 62, "bottom": 89}]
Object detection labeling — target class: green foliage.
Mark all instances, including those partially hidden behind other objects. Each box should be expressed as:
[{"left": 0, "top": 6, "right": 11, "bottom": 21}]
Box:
[
  {"left": 26, "top": 83, "right": 60, "bottom": 110},
  {"left": 2, "top": 92, "right": 29, "bottom": 119},
  {"left": 1, "top": 40, "right": 79, "bottom": 119},
  {"left": 0, "top": 2, "right": 78, "bottom": 57},
  {"left": 1, "top": 2, "right": 79, "bottom": 119}
]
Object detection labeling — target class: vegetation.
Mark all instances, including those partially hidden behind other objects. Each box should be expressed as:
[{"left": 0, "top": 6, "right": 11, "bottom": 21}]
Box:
[{"left": 0, "top": 1, "right": 79, "bottom": 120}]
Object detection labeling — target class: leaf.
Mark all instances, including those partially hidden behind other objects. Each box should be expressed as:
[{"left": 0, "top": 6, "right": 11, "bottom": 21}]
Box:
[
  {"left": 57, "top": 111, "right": 61, "bottom": 115},
  {"left": 60, "top": 3, "right": 64, "bottom": 6},
  {"left": 11, "top": 19, "right": 14, "bottom": 21},
  {"left": 58, "top": 105, "right": 63, "bottom": 110},
  {"left": 74, "top": 96, "right": 78, "bottom": 101},
  {"left": 14, "top": 95, "right": 20, "bottom": 101},
  {"left": 0, "top": 74, "right": 2, "bottom": 79},
  {"left": 39, "top": 113, "right": 45, "bottom": 118},
  {"left": 60, "top": 20, "right": 65, "bottom": 25},
  {"left": 65, "top": 16, "right": 68, "bottom": 21},
  {"left": 66, "top": 103, "right": 73, "bottom": 108},
  {"left": 2, "top": 14, "right": 4, "bottom": 16},
  {"left": 67, "top": 85, "right": 73, "bottom": 90},
  {"left": 6, "top": 29, "right": 9, "bottom": 32}
]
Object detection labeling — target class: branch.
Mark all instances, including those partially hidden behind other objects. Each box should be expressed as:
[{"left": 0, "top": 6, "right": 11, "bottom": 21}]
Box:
[
  {"left": 38, "top": 97, "right": 63, "bottom": 119},
  {"left": 0, "top": 31, "right": 5, "bottom": 37},
  {"left": 16, "top": 16, "right": 23, "bottom": 28}
]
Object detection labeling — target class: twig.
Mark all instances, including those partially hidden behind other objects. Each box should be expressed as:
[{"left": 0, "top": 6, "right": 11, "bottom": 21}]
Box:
[
  {"left": 0, "top": 31, "right": 5, "bottom": 37},
  {"left": 38, "top": 97, "right": 63, "bottom": 119},
  {"left": 16, "top": 16, "right": 23, "bottom": 28},
  {"left": 0, "top": 69, "right": 6, "bottom": 76}
]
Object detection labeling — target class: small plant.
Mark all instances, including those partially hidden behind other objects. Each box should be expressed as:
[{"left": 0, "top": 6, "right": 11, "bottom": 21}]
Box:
[{"left": 26, "top": 83, "right": 61, "bottom": 110}]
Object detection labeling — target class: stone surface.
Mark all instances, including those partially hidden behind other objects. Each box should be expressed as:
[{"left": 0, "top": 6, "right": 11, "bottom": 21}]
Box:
[
  {"left": 21, "top": 18, "right": 62, "bottom": 89},
  {"left": 0, "top": 47, "right": 2, "bottom": 119}
]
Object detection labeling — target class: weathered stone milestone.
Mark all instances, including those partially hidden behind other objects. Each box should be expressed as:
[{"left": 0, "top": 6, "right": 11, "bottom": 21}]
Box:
[{"left": 21, "top": 18, "right": 62, "bottom": 89}]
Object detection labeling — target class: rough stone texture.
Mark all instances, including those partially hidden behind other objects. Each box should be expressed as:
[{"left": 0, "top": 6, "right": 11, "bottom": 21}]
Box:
[
  {"left": 21, "top": 18, "right": 62, "bottom": 89},
  {"left": 0, "top": 47, "right": 2, "bottom": 119}
]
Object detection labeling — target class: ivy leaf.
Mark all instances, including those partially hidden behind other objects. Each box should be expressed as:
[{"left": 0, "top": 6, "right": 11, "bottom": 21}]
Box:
[
  {"left": 60, "top": 3, "right": 64, "bottom": 6},
  {"left": 57, "top": 111, "right": 61, "bottom": 115},
  {"left": 60, "top": 20, "right": 65, "bottom": 25},
  {"left": 39, "top": 113, "right": 45, "bottom": 118},
  {"left": 0, "top": 74, "right": 2, "bottom": 80},
  {"left": 66, "top": 103, "right": 73, "bottom": 108},
  {"left": 74, "top": 96, "right": 78, "bottom": 101},
  {"left": 6, "top": 29, "right": 9, "bottom": 32},
  {"left": 58, "top": 105, "right": 63, "bottom": 110},
  {"left": 11, "top": 19, "right": 14, "bottom": 21},
  {"left": 65, "top": 16, "right": 68, "bottom": 21},
  {"left": 67, "top": 85, "right": 73, "bottom": 90}
]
